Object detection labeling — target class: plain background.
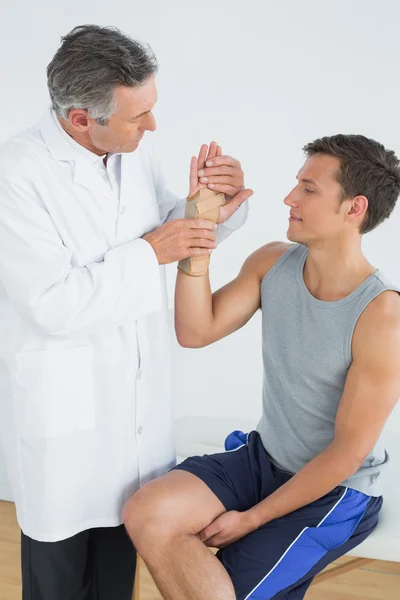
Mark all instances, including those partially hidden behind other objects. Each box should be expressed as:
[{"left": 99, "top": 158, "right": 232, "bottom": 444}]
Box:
[{"left": 1, "top": 0, "right": 400, "bottom": 500}]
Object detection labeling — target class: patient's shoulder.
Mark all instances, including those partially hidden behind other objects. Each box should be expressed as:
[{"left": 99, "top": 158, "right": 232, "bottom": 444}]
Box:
[{"left": 242, "top": 242, "right": 294, "bottom": 281}]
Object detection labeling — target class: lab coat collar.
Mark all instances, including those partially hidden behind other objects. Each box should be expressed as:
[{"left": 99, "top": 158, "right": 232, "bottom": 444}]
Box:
[
  {"left": 37, "top": 108, "right": 119, "bottom": 205},
  {"left": 38, "top": 107, "right": 93, "bottom": 162}
]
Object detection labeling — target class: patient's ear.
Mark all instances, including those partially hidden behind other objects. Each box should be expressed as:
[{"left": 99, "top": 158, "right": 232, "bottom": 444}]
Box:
[{"left": 345, "top": 195, "right": 368, "bottom": 224}]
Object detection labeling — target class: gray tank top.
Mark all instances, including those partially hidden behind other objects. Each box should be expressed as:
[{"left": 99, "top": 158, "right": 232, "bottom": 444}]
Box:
[{"left": 257, "top": 243, "right": 399, "bottom": 497}]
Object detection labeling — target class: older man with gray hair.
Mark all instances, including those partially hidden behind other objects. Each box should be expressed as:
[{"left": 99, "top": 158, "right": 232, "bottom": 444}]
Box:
[{"left": 0, "top": 24, "right": 251, "bottom": 599}]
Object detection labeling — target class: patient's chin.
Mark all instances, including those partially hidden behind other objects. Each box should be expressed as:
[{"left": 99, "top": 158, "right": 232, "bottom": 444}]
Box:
[{"left": 286, "top": 230, "right": 302, "bottom": 243}]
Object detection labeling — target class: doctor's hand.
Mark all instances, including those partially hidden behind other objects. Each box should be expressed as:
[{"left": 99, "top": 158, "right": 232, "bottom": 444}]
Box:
[
  {"left": 189, "top": 142, "right": 253, "bottom": 224},
  {"left": 142, "top": 219, "right": 217, "bottom": 265}
]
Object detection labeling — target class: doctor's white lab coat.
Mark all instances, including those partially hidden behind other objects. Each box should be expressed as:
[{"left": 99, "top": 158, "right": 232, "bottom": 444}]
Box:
[{"left": 0, "top": 108, "right": 248, "bottom": 541}]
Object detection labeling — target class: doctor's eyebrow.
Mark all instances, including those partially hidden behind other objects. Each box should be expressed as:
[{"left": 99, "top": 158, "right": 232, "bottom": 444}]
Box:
[{"left": 130, "top": 109, "right": 152, "bottom": 121}]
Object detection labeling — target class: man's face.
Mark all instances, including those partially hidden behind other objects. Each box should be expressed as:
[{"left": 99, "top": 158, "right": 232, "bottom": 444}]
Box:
[
  {"left": 284, "top": 154, "right": 352, "bottom": 245},
  {"left": 84, "top": 76, "right": 158, "bottom": 154}
]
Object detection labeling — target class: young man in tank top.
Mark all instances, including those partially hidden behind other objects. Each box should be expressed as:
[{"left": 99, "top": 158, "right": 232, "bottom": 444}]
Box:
[{"left": 123, "top": 135, "right": 400, "bottom": 599}]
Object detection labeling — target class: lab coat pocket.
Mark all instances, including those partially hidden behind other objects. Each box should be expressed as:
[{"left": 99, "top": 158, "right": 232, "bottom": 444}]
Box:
[{"left": 14, "top": 345, "right": 95, "bottom": 439}]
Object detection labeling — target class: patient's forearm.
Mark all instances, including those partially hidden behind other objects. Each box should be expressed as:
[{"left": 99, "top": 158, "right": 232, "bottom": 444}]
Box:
[
  {"left": 175, "top": 269, "right": 215, "bottom": 347},
  {"left": 247, "top": 441, "right": 365, "bottom": 528}
]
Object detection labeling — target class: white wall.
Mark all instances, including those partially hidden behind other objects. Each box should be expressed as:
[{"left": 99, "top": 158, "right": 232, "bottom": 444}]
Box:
[{"left": 1, "top": 0, "right": 400, "bottom": 498}]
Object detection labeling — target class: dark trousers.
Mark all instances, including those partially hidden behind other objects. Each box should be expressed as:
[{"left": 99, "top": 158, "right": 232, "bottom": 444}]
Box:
[{"left": 21, "top": 525, "right": 137, "bottom": 600}]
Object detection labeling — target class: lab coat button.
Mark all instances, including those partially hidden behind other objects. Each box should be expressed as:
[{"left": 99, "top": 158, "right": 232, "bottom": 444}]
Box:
[{"left": 138, "top": 426, "right": 143, "bottom": 435}]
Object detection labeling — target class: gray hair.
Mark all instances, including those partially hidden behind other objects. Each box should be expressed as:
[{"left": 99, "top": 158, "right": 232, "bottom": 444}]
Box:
[{"left": 47, "top": 24, "right": 158, "bottom": 125}]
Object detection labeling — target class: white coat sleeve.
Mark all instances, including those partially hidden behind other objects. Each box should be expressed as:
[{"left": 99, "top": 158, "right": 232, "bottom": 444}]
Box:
[
  {"left": 0, "top": 176, "right": 163, "bottom": 337},
  {"left": 151, "top": 150, "right": 249, "bottom": 244}
]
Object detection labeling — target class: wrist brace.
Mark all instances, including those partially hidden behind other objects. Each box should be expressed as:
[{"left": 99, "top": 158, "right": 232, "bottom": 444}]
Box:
[{"left": 178, "top": 188, "right": 226, "bottom": 276}]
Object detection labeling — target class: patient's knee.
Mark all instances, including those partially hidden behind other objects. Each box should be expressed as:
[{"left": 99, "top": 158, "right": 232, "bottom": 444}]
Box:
[{"left": 123, "top": 484, "right": 181, "bottom": 551}]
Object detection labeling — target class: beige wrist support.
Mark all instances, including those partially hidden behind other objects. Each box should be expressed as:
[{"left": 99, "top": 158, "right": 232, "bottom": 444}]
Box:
[{"left": 178, "top": 188, "right": 226, "bottom": 276}]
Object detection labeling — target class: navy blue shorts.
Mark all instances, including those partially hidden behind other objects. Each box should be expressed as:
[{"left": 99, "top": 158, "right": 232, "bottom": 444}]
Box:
[{"left": 173, "top": 430, "right": 382, "bottom": 600}]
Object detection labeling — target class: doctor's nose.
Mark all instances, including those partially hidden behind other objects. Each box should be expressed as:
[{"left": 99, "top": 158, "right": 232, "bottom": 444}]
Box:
[{"left": 144, "top": 112, "right": 156, "bottom": 132}]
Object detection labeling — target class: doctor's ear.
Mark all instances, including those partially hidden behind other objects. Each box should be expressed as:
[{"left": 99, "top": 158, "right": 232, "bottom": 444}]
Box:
[{"left": 68, "top": 109, "right": 91, "bottom": 131}]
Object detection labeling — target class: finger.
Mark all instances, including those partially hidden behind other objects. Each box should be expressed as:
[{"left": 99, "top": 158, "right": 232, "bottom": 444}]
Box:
[
  {"left": 204, "top": 535, "right": 222, "bottom": 548},
  {"left": 206, "top": 141, "right": 218, "bottom": 162},
  {"left": 185, "top": 219, "right": 217, "bottom": 231},
  {"left": 199, "top": 166, "right": 239, "bottom": 177},
  {"left": 217, "top": 145, "right": 222, "bottom": 156},
  {"left": 198, "top": 527, "right": 211, "bottom": 543},
  {"left": 199, "top": 176, "right": 242, "bottom": 186},
  {"left": 220, "top": 189, "right": 253, "bottom": 219},
  {"left": 187, "top": 229, "right": 217, "bottom": 241},
  {"left": 189, "top": 248, "right": 213, "bottom": 257},
  {"left": 189, "top": 156, "right": 198, "bottom": 196},
  {"left": 198, "top": 529, "right": 207, "bottom": 543},
  {"left": 204, "top": 155, "right": 240, "bottom": 168},
  {"left": 208, "top": 184, "right": 243, "bottom": 197},
  {"left": 197, "top": 144, "right": 209, "bottom": 171},
  {"left": 230, "top": 188, "right": 254, "bottom": 206},
  {"left": 188, "top": 239, "right": 216, "bottom": 249},
  {"left": 198, "top": 522, "right": 220, "bottom": 542}
]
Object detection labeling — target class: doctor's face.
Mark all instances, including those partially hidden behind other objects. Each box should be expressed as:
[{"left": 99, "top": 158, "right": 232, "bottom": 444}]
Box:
[{"left": 69, "top": 76, "right": 158, "bottom": 155}]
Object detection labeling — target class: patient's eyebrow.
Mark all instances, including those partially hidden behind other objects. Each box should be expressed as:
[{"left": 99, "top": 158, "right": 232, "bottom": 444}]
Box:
[{"left": 297, "top": 177, "right": 320, "bottom": 188}]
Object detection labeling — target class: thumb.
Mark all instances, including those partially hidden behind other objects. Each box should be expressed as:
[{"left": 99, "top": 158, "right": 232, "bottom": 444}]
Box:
[
  {"left": 188, "top": 156, "right": 198, "bottom": 197},
  {"left": 198, "top": 521, "right": 220, "bottom": 543},
  {"left": 219, "top": 188, "right": 254, "bottom": 222}
]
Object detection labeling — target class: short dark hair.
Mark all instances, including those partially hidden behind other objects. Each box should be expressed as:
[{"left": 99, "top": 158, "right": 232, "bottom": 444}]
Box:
[
  {"left": 303, "top": 134, "right": 400, "bottom": 234},
  {"left": 47, "top": 24, "right": 158, "bottom": 125}
]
